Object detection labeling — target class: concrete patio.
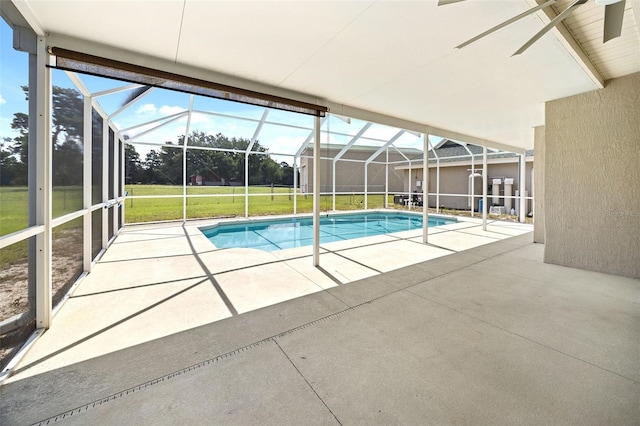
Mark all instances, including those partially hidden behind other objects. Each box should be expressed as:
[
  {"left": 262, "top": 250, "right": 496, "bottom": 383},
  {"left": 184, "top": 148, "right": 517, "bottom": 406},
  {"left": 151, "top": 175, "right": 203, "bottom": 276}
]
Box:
[{"left": 1, "top": 218, "right": 638, "bottom": 425}]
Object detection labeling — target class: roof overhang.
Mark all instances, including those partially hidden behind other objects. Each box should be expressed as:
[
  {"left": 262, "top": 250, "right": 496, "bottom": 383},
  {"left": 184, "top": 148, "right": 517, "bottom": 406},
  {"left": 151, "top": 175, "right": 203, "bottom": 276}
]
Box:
[{"left": 9, "top": 0, "right": 640, "bottom": 152}]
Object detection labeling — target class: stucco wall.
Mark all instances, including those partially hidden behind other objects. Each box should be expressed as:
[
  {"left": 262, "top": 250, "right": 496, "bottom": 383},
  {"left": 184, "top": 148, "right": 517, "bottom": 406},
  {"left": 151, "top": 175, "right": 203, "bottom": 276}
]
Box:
[
  {"left": 299, "top": 149, "right": 407, "bottom": 193},
  {"left": 402, "top": 160, "right": 533, "bottom": 211},
  {"left": 545, "top": 72, "right": 640, "bottom": 279},
  {"left": 533, "top": 126, "right": 545, "bottom": 244}
]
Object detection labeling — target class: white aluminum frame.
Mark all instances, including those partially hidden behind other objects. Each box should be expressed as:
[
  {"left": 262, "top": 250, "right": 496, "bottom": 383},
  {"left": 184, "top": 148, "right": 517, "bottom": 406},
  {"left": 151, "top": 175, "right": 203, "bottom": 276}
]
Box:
[
  {"left": 332, "top": 122, "right": 372, "bottom": 211},
  {"left": 183, "top": 95, "right": 195, "bottom": 222},
  {"left": 35, "top": 35, "right": 52, "bottom": 329},
  {"left": 422, "top": 134, "right": 429, "bottom": 244},
  {"left": 312, "top": 116, "right": 321, "bottom": 266}
]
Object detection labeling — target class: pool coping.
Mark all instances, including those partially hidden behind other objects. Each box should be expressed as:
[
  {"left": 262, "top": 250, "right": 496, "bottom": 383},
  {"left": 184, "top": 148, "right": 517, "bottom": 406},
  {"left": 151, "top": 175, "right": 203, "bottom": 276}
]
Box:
[
  {"left": 196, "top": 209, "right": 457, "bottom": 252},
  {"left": 196, "top": 208, "right": 455, "bottom": 230}
]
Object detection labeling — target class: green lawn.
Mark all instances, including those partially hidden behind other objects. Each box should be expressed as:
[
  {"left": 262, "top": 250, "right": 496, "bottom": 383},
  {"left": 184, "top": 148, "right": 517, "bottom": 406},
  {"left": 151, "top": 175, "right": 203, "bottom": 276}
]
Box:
[
  {"left": 124, "top": 184, "right": 389, "bottom": 223},
  {"left": 0, "top": 186, "right": 29, "bottom": 237},
  {"left": 0, "top": 186, "right": 84, "bottom": 237},
  {"left": 0, "top": 184, "right": 393, "bottom": 234},
  {"left": 1, "top": 183, "right": 532, "bottom": 269},
  {"left": 1, "top": 184, "right": 392, "bottom": 267},
  {"left": 1, "top": 186, "right": 84, "bottom": 269}
]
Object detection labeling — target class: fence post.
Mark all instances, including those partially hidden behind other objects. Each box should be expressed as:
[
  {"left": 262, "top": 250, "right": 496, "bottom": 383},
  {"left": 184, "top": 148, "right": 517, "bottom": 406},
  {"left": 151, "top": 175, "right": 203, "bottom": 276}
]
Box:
[{"left": 271, "top": 183, "right": 274, "bottom": 201}]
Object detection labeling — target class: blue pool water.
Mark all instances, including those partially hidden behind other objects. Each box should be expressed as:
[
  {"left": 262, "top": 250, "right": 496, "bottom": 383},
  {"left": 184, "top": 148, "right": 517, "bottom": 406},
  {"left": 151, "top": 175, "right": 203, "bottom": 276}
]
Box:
[{"left": 200, "top": 212, "right": 456, "bottom": 252}]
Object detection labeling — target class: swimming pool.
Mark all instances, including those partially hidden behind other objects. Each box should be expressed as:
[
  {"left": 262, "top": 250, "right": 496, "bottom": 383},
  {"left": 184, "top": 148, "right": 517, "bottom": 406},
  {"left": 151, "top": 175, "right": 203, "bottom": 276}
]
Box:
[{"left": 200, "top": 212, "right": 456, "bottom": 252}]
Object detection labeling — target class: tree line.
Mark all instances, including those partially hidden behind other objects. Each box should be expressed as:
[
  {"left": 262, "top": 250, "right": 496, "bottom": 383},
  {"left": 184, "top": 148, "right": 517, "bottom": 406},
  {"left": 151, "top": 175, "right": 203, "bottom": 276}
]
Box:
[
  {"left": 1, "top": 86, "right": 85, "bottom": 186},
  {"left": 1, "top": 86, "right": 296, "bottom": 187},
  {"left": 126, "top": 130, "right": 296, "bottom": 186}
]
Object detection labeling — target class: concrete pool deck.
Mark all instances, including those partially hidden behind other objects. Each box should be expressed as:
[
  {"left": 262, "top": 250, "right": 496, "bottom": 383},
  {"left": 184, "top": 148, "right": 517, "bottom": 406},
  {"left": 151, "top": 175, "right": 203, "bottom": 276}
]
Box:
[{"left": 1, "top": 215, "right": 639, "bottom": 424}]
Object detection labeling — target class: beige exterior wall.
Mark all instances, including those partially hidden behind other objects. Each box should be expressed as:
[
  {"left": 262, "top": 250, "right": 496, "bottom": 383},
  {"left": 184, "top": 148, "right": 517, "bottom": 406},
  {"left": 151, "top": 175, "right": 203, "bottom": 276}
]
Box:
[
  {"left": 299, "top": 147, "right": 536, "bottom": 215},
  {"left": 401, "top": 159, "right": 533, "bottom": 211},
  {"left": 533, "top": 126, "right": 545, "bottom": 244},
  {"left": 545, "top": 72, "right": 640, "bottom": 279},
  {"left": 299, "top": 148, "right": 409, "bottom": 194}
]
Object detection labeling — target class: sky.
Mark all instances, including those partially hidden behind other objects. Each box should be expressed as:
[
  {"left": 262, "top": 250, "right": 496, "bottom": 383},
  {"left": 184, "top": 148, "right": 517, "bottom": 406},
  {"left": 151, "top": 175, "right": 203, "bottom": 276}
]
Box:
[
  {"left": 0, "top": 18, "right": 29, "bottom": 146},
  {"left": 1, "top": 17, "right": 435, "bottom": 165}
]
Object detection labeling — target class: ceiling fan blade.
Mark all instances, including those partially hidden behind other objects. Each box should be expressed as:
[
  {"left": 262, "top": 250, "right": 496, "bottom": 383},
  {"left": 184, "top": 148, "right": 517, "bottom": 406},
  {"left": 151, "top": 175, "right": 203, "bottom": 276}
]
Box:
[
  {"left": 438, "top": 0, "right": 466, "bottom": 5},
  {"left": 603, "top": 0, "right": 626, "bottom": 42},
  {"left": 456, "top": 0, "right": 557, "bottom": 49},
  {"left": 513, "top": 0, "right": 587, "bottom": 56}
]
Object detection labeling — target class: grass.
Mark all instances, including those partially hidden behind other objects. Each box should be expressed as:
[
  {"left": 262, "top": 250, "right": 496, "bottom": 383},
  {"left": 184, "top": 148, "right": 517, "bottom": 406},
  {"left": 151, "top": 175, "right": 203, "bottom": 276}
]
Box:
[
  {"left": 1, "top": 186, "right": 84, "bottom": 269},
  {"left": 123, "top": 184, "right": 388, "bottom": 223},
  {"left": 2, "top": 184, "right": 531, "bottom": 267},
  {"left": 0, "top": 185, "right": 387, "bottom": 266},
  {"left": 0, "top": 186, "right": 84, "bottom": 236},
  {"left": 0, "top": 187, "right": 29, "bottom": 237}
]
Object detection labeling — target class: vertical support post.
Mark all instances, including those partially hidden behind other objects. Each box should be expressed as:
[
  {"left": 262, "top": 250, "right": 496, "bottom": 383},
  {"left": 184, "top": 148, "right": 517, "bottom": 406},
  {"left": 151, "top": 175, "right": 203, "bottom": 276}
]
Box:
[
  {"left": 183, "top": 142, "right": 188, "bottom": 222},
  {"left": 113, "top": 130, "right": 119, "bottom": 234},
  {"left": 183, "top": 95, "right": 194, "bottom": 223},
  {"left": 102, "top": 116, "right": 108, "bottom": 249},
  {"left": 422, "top": 134, "right": 429, "bottom": 244},
  {"left": 407, "top": 161, "right": 412, "bottom": 211},
  {"left": 28, "top": 51, "right": 38, "bottom": 318},
  {"left": 243, "top": 107, "right": 267, "bottom": 218},
  {"left": 35, "top": 36, "right": 52, "bottom": 329},
  {"left": 519, "top": 153, "right": 526, "bottom": 223},
  {"left": 482, "top": 145, "right": 488, "bottom": 231},
  {"left": 427, "top": 138, "right": 440, "bottom": 214},
  {"left": 436, "top": 158, "right": 440, "bottom": 213},
  {"left": 332, "top": 161, "right": 336, "bottom": 211},
  {"left": 119, "top": 135, "right": 125, "bottom": 231},
  {"left": 470, "top": 154, "right": 475, "bottom": 218},
  {"left": 385, "top": 149, "right": 389, "bottom": 209},
  {"left": 244, "top": 152, "right": 250, "bottom": 218},
  {"left": 313, "top": 116, "right": 321, "bottom": 266},
  {"left": 83, "top": 95, "right": 92, "bottom": 272},
  {"left": 293, "top": 156, "right": 298, "bottom": 214},
  {"left": 364, "top": 165, "right": 368, "bottom": 210}
]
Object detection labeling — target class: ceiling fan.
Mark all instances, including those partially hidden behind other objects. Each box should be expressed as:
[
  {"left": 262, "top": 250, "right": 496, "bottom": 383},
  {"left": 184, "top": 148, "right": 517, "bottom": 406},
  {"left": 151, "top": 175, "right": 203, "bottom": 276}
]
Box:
[{"left": 439, "top": 0, "right": 627, "bottom": 56}]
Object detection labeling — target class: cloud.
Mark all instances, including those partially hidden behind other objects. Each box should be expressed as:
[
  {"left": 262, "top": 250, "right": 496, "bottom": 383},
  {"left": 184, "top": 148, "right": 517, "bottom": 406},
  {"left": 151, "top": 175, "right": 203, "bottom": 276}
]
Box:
[
  {"left": 0, "top": 94, "right": 6, "bottom": 105},
  {"left": 159, "top": 105, "right": 186, "bottom": 116},
  {"left": 187, "top": 112, "right": 210, "bottom": 125},
  {"left": 135, "top": 103, "right": 157, "bottom": 115}
]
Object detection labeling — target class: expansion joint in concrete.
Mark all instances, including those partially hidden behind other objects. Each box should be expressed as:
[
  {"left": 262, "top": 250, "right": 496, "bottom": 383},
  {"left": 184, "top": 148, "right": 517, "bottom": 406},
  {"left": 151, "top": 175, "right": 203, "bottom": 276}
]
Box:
[
  {"left": 273, "top": 339, "right": 343, "bottom": 425},
  {"left": 31, "top": 301, "right": 373, "bottom": 425}
]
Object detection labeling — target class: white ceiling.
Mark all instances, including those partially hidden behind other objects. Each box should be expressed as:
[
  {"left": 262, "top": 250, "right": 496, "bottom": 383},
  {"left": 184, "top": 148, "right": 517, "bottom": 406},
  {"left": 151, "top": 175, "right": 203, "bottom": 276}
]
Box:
[
  {"left": 551, "top": 0, "right": 640, "bottom": 80},
  {"left": 12, "top": 0, "right": 640, "bottom": 151}
]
